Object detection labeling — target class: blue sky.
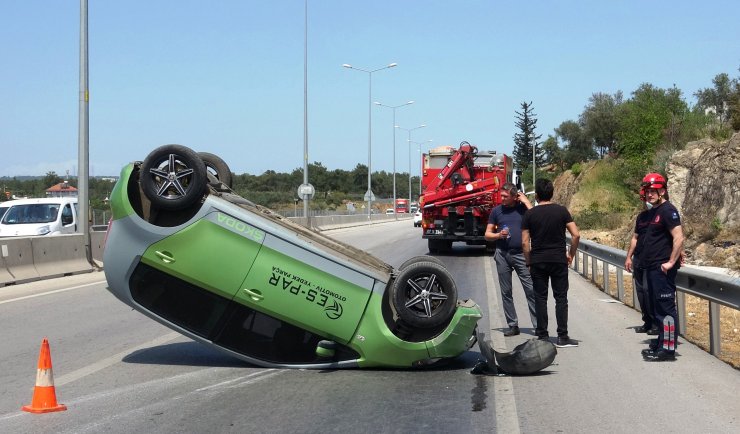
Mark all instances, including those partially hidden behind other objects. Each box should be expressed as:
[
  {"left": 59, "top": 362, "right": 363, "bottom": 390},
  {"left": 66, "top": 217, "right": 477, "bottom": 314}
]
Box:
[{"left": 1, "top": 1, "right": 738, "bottom": 178}]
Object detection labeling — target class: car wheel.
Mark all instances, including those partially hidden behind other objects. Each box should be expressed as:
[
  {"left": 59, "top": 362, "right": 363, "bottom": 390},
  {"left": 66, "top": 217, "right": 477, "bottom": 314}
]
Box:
[
  {"left": 397, "top": 255, "right": 446, "bottom": 272},
  {"left": 199, "top": 152, "right": 233, "bottom": 188},
  {"left": 392, "top": 261, "right": 458, "bottom": 328},
  {"left": 141, "top": 144, "right": 207, "bottom": 211}
]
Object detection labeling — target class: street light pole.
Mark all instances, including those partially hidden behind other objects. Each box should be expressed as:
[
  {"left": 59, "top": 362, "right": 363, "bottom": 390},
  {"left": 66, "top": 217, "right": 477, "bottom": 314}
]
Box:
[
  {"left": 396, "top": 124, "right": 426, "bottom": 205},
  {"left": 302, "top": 0, "right": 310, "bottom": 226},
  {"left": 532, "top": 136, "right": 537, "bottom": 191},
  {"left": 343, "top": 62, "right": 397, "bottom": 218},
  {"left": 409, "top": 139, "right": 432, "bottom": 198},
  {"left": 374, "top": 100, "right": 413, "bottom": 220}
]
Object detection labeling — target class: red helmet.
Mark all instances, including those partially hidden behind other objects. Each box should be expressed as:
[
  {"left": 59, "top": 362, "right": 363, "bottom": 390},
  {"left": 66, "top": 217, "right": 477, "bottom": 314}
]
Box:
[{"left": 641, "top": 172, "right": 666, "bottom": 189}]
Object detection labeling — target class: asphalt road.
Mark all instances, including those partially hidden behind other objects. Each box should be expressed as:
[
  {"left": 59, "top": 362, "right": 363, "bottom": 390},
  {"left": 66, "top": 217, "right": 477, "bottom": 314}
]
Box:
[{"left": 0, "top": 220, "right": 737, "bottom": 433}]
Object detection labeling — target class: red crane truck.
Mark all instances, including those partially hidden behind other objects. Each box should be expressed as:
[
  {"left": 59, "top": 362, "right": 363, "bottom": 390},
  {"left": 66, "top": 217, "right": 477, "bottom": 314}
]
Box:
[{"left": 420, "top": 142, "right": 515, "bottom": 253}]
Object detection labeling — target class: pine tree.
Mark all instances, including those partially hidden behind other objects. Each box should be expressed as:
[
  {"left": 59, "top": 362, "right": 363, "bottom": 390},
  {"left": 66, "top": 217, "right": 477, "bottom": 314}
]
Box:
[{"left": 512, "top": 101, "right": 544, "bottom": 169}]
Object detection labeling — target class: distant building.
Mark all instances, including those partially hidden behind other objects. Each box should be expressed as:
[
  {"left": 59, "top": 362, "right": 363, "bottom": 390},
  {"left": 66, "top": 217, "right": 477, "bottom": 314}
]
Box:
[{"left": 46, "top": 181, "right": 79, "bottom": 198}]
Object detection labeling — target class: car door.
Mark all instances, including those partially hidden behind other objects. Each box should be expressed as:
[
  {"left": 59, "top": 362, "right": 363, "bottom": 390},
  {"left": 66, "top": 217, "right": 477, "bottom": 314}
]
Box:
[
  {"left": 140, "top": 211, "right": 265, "bottom": 301},
  {"left": 60, "top": 203, "right": 76, "bottom": 233},
  {"left": 231, "top": 232, "right": 376, "bottom": 344}
]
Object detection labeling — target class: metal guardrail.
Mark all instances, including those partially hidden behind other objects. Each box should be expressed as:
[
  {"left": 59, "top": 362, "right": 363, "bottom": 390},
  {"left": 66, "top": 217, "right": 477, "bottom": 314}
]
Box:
[{"left": 571, "top": 237, "right": 740, "bottom": 358}]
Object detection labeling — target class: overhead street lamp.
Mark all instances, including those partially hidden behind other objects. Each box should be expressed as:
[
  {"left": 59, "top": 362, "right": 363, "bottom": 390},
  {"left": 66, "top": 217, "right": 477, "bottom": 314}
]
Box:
[
  {"left": 409, "top": 139, "right": 433, "bottom": 198},
  {"left": 375, "top": 100, "right": 414, "bottom": 220},
  {"left": 396, "top": 124, "right": 426, "bottom": 204},
  {"left": 343, "top": 62, "right": 397, "bottom": 218}
]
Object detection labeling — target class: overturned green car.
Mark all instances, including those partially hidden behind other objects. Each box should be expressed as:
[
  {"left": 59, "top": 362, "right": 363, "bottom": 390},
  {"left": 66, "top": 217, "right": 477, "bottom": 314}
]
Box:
[{"left": 104, "top": 144, "right": 483, "bottom": 368}]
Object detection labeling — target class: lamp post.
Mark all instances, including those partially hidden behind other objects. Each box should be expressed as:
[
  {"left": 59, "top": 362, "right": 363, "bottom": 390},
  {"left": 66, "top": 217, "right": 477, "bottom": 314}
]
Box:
[
  {"left": 395, "top": 124, "right": 426, "bottom": 204},
  {"left": 343, "top": 62, "right": 397, "bottom": 218},
  {"left": 374, "top": 100, "right": 413, "bottom": 220},
  {"left": 302, "top": 0, "right": 311, "bottom": 226},
  {"left": 409, "top": 139, "right": 433, "bottom": 198},
  {"left": 532, "top": 136, "right": 537, "bottom": 192}
]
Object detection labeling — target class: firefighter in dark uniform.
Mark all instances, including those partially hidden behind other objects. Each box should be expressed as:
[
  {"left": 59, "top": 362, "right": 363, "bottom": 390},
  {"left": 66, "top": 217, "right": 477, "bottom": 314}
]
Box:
[
  {"left": 639, "top": 173, "right": 684, "bottom": 362},
  {"left": 625, "top": 188, "right": 658, "bottom": 335}
]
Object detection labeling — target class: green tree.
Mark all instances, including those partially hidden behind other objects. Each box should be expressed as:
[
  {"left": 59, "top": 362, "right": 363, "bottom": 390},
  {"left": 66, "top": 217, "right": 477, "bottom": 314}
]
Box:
[
  {"left": 42, "top": 171, "right": 63, "bottom": 190},
  {"left": 512, "top": 101, "right": 544, "bottom": 169},
  {"left": 580, "top": 91, "right": 622, "bottom": 157},
  {"left": 555, "top": 120, "right": 596, "bottom": 167},
  {"left": 615, "top": 83, "right": 688, "bottom": 160},
  {"left": 541, "top": 135, "right": 565, "bottom": 171},
  {"left": 694, "top": 72, "right": 736, "bottom": 126}
]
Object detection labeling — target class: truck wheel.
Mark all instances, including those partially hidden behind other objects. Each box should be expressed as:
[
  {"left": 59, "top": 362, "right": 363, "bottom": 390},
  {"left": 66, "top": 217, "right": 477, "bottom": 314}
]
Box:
[
  {"left": 141, "top": 144, "right": 207, "bottom": 211},
  {"left": 397, "top": 255, "right": 446, "bottom": 272},
  {"left": 392, "top": 261, "right": 458, "bottom": 328},
  {"left": 427, "top": 239, "right": 438, "bottom": 253},
  {"left": 199, "top": 152, "right": 233, "bottom": 188}
]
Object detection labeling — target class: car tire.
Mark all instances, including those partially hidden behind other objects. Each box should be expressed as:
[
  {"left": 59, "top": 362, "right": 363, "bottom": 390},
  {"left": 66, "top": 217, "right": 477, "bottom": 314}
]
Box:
[
  {"left": 397, "top": 255, "right": 446, "bottom": 272},
  {"left": 199, "top": 152, "right": 233, "bottom": 188},
  {"left": 392, "top": 261, "right": 458, "bottom": 329},
  {"left": 141, "top": 144, "right": 207, "bottom": 211}
]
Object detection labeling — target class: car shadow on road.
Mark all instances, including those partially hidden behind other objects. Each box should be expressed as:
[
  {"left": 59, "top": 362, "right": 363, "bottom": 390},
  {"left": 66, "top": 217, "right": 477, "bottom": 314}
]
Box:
[{"left": 122, "top": 341, "right": 255, "bottom": 368}]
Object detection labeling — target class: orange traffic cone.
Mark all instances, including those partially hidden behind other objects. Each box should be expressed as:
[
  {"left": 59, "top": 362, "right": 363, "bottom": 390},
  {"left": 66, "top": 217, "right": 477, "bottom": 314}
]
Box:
[{"left": 21, "top": 338, "right": 67, "bottom": 413}]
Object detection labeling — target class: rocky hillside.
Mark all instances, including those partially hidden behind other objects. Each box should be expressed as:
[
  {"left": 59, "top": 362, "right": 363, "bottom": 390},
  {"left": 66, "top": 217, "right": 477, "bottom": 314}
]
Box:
[
  {"left": 552, "top": 132, "right": 740, "bottom": 273},
  {"left": 667, "top": 133, "right": 740, "bottom": 271}
]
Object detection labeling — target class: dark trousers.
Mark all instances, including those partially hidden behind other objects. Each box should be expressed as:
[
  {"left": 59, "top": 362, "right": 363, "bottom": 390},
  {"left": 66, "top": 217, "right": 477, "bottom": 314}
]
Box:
[
  {"left": 646, "top": 266, "right": 679, "bottom": 352},
  {"left": 530, "top": 262, "right": 570, "bottom": 338},
  {"left": 632, "top": 267, "right": 654, "bottom": 328}
]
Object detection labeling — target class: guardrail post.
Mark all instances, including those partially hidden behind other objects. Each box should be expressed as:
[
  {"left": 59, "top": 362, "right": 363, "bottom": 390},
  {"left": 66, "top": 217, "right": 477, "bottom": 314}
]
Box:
[
  {"left": 582, "top": 253, "right": 587, "bottom": 278},
  {"left": 573, "top": 251, "right": 579, "bottom": 273},
  {"left": 603, "top": 262, "right": 610, "bottom": 295},
  {"left": 709, "top": 301, "right": 721, "bottom": 356},
  {"left": 677, "top": 291, "right": 686, "bottom": 336},
  {"left": 591, "top": 256, "right": 598, "bottom": 286},
  {"left": 616, "top": 268, "right": 624, "bottom": 302}
]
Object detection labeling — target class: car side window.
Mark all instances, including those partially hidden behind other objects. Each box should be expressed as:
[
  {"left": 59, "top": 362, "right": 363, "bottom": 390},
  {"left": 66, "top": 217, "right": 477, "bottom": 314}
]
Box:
[{"left": 61, "top": 204, "right": 74, "bottom": 225}]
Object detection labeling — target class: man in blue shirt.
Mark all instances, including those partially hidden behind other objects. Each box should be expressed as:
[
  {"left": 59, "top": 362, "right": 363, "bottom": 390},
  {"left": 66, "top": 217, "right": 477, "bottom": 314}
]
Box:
[{"left": 485, "top": 183, "right": 536, "bottom": 337}]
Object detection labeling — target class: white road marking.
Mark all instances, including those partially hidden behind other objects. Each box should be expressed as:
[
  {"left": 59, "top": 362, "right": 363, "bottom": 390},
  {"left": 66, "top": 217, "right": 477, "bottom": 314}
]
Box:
[
  {"left": 484, "top": 257, "right": 521, "bottom": 434},
  {"left": 55, "top": 332, "right": 182, "bottom": 386},
  {"left": 196, "top": 369, "right": 276, "bottom": 392},
  {"left": 72, "top": 368, "right": 284, "bottom": 433},
  {"left": 0, "top": 280, "right": 106, "bottom": 305}
]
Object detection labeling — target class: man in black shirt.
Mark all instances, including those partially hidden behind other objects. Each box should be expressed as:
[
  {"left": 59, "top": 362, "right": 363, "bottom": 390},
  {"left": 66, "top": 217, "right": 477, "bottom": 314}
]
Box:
[
  {"left": 522, "top": 179, "right": 580, "bottom": 348},
  {"left": 639, "top": 173, "right": 684, "bottom": 362},
  {"left": 625, "top": 189, "right": 658, "bottom": 335}
]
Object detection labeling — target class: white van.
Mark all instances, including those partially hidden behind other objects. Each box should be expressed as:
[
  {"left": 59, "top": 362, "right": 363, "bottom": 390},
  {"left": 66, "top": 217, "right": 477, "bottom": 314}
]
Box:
[{"left": 0, "top": 197, "right": 79, "bottom": 237}]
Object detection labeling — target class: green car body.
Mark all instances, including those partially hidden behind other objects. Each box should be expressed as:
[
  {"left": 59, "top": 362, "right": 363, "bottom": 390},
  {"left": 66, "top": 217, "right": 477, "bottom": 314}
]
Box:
[{"left": 104, "top": 161, "right": 482, "bottom": 369}]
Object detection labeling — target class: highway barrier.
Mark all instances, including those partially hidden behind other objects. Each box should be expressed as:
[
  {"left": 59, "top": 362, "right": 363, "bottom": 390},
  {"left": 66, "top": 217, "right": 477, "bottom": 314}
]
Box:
[
  {"left": 31, "top": 235, "right": 93, "bottom": 279},
  {"left": 288, "top": 213, "right": 411, "bottom": 231},
  {"left": 1, "top": 237, "right": 39, "bottom": 285},
  {"left": 0, "top": 234, "right": 96, "bottom": 286}
]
